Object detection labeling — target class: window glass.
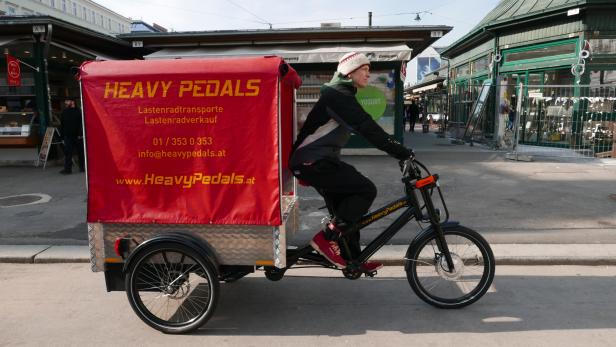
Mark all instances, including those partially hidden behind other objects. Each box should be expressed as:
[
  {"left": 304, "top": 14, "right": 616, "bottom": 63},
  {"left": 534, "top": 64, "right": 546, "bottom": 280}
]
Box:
[
  {"left": 471, "top": 55, "right": 490, "bottom": 74},
  {"left": 455, "top": 64, "right": 470, "bottom": 78},
  {"left": 589, "top": 39, "right": 616, "bottom": 54},
  {"left": 544, "top": 69, "right": 573, "bottom": 86},
  {"left": 505, "top": 43, "right": 576, "bottom": 63},
  {"left": 590, "top": 70, "right": 616, "bottom": 86}
]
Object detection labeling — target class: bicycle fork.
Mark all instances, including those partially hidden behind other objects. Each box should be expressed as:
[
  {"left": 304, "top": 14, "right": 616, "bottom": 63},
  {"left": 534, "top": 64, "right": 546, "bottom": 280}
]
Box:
[{"left": 417, "top": 181, "right": 456, "bottom": 273}]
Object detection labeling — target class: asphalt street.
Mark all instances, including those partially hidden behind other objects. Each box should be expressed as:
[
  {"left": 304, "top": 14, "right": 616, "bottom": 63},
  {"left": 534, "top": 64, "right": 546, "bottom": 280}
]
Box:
[{"left": 1, "top": 263, "right": 615, "bottom": 346}]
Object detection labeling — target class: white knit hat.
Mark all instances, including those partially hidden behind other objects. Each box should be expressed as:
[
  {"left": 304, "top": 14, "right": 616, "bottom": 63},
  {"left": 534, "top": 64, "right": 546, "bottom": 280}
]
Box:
[{"left": 337, "top": 52, "right": 370, "bottom": 75}]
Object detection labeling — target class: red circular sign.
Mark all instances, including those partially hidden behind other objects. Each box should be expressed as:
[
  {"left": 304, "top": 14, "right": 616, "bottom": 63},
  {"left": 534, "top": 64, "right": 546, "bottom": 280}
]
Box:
[{"left": 8, "top": 60, "right": 20, "bottom": 78}]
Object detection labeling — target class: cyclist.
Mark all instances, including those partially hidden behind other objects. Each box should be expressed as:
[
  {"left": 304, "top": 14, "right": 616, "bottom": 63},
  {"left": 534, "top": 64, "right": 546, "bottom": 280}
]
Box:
[{"left": 289, "top": 52, "right": 413, "bottom": 272}]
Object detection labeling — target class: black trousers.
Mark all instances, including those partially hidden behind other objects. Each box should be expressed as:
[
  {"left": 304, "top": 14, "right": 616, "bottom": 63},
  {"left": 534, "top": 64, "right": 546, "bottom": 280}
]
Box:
[
  {"left": 409, "top": 116, "right": 417, "bottom": 132},
  {"left": 63, "top": 136, "right": 84, "bottom": 172},
  {"left": 293, "top": 158, "right": 377, "bottom": 259}
]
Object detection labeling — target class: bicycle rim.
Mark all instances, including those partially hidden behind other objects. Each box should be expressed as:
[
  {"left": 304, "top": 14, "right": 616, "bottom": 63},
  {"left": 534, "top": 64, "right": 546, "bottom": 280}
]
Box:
[
  {"left": 129, "top": 248, "right": 214, "bottom": 329},
  {"left": 408, "top": 229, "right": 493, "bottom": 307}
]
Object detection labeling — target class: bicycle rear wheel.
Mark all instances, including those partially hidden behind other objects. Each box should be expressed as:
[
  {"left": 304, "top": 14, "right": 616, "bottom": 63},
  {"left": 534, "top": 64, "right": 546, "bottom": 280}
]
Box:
[
  {"left": 405, "top": 225, "right": 495, "bottom": 308},
  {"left": 125, "top": 242, "right": 219, "bottom": 334}
]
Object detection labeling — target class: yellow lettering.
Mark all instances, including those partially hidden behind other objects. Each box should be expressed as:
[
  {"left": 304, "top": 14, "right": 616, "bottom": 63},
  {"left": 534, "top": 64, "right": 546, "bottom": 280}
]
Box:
[
  {"left": 146, "top": 81, "right": 159, "bottom": 98},
  {"left": 246, "top": 79, "right": 260, "bottom": 96},
  {"left": 193, "top": 80, "right": 206, "bottom": 97},
  {"left": 220, "top": 80, "right": 233, "bottom": 96},
  {"left": 104, "top": 82, "right": 117, "bottom": 98},
  {"left": 161, "top": 81, "right": 172, "bottom": 97},
  {"left": 234, "top": 80, "right": 244, "bottom": 96},
  {"left": 131, "top": 82, "right": 144, "bottom": 98},
  {"left": 178, "top": 81, "right": 192, "bottom": 97},
  {"left": 118, "top": 81, "right": 132, "bottom": 98},
  {"left": 206, "top": 80, "right": 220, "bottom": 96}
]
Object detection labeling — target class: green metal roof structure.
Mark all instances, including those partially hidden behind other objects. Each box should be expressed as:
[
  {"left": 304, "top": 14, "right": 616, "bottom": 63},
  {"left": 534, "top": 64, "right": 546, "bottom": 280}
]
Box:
[{"left": 441, "top": 0, "right": 614, "bottom": 57}]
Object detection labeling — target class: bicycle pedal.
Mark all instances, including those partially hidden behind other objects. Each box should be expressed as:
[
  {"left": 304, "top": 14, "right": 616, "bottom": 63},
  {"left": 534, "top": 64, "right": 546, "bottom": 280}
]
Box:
[{"left": 364, "top": 271, "right": 377, "bottom": 278}]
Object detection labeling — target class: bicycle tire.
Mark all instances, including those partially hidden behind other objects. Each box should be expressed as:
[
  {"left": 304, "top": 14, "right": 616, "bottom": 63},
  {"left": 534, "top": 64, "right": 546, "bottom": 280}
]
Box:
[
  {"left": 125, "top": 242, "right": 219, "bottom": 334},
  {"left": 405, "top": 225, "right": 495, "bottom": 308}
]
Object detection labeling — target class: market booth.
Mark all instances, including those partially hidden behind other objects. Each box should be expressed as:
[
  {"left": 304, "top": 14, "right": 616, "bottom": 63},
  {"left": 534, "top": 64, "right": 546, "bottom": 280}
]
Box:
[{"left": 0, "top": 16, "right": 136, "bottom": 163}]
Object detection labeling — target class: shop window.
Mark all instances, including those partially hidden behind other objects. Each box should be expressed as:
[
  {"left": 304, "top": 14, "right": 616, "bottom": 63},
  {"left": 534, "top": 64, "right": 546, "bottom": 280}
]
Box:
[
  {"left": 470, "top": 55, "right": 490, "bottom": 75},
  {"left": 504, "top": 42, "right": 576, "bottom": 63},
  {"left": 590, "top": 70, "right": 616, "bottom": 86},
  {"left": 589, "top": 39, "right": 616, "bottom": 54},
  {"left": 544, "top": 69, "right": 573, "bottom": 86},
  {"left": 455, "top": 63, "right": 470, "bottom": 78}
]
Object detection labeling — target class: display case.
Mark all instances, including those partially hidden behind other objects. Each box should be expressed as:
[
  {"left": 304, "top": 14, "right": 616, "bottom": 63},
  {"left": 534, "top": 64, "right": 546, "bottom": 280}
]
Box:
[{"left": 0, "top": 112, "right": 39, "bottom": 146}]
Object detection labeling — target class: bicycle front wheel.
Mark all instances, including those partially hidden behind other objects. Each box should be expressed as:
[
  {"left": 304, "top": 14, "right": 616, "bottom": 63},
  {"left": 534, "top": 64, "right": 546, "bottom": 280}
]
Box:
[{"left": 405, "top": 225, "right": 495, "bottom": 308}]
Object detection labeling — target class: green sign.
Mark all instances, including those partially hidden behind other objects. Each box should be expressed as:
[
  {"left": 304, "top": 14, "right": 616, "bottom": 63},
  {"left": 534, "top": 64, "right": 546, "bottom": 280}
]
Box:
[{"left": 356, "top": 86, "right": 386, "bottom": 120}]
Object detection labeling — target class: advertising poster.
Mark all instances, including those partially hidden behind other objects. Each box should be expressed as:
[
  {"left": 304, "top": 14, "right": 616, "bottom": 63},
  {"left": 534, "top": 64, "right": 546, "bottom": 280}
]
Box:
[
  {"left": 81, "top": 57, "right": 292, "bottom": 226},
  {"left": 416, "top": 57, "right": 441, "bottom": 82},
  {"left": 356, "top": 70, "right": 396, "bottom": 134}
]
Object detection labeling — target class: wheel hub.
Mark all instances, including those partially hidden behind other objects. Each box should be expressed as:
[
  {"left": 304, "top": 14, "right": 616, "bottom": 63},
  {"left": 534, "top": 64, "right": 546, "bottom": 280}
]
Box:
[
  {"left": 163, "top": 273, "right": 190, "bottom": 298},
  {"left": 435, "top": 253, "right": 464, "bottom": 280}
]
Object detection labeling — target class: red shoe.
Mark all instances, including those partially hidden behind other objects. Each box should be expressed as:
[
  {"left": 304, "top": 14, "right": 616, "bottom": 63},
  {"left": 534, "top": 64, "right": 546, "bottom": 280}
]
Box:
[
  {"left": 360, "top": 261, "right": 383, "bottom": 273},
  {"left": 310, "top": 230, "right": 347, "bottom": 269}
]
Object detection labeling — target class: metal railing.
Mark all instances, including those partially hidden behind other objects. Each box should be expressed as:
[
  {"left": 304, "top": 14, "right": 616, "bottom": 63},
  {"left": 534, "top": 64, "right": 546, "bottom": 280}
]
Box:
[
  {"left": 445, "top": 83, "right": 615, "bottom": 158},
  {"left": 512, "top": 84, "right": 615, "bottom": 158}
]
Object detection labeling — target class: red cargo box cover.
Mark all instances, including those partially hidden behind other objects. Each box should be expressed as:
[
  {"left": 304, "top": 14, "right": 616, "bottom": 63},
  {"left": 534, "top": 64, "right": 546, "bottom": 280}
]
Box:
[{"left": 81, "top": 56, "right": 299, "bottom": 225}]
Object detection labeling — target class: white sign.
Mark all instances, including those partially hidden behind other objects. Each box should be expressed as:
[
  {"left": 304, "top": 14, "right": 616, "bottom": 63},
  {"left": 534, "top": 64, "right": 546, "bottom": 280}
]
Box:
[
  {"left": 36, "top": 127, "right": 59, "bottom": 169},
  {"left": 431, "top": 31, "right": 443, "bottom": 38},
  {"left": 567, "top": 8, "right": 580, "bottom": 16},
  {"left": 32, "top": 25, "right": 46, "bottom": 33},
  {"left": 132, "top": 41, "right": 144, "bottom": 48}
]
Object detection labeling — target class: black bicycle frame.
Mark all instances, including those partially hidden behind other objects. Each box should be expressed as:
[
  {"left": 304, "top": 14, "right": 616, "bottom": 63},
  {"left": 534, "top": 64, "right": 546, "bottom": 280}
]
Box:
[
  {"left": 287, "top": 176, "right": 434, "bottom": 263},
  {"left": 285, "top": 165, "right": 459, "bottom": 273}
]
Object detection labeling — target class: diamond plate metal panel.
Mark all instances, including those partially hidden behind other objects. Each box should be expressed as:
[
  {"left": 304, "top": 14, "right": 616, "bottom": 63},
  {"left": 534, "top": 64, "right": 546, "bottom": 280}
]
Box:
[
  {"left": 90, "top": 196, "right": 299, "bottom": 267},
  {"left": 88, "top": 223, "right": 105, "bottom": 272}
]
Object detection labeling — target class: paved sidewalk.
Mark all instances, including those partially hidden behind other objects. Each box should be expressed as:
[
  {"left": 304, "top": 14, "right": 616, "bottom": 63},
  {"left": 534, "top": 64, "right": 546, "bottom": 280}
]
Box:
[{"left": 2, "top": 243, "right": 616, "bottom": 265}]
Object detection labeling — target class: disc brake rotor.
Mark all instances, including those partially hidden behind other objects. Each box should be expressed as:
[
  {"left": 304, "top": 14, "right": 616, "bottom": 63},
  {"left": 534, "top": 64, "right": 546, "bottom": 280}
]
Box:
[{"left": 435, "top": 253, "right": 464, "bottom": 280}]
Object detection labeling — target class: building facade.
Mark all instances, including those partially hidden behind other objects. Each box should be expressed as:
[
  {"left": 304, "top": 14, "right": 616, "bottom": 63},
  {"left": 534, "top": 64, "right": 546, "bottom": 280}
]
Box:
[
  {"left": 442, "top": 0, "right": 616, "bottom": 156},
  {"left": 0, "top": 0, "right": 131, "bottom": 35}
]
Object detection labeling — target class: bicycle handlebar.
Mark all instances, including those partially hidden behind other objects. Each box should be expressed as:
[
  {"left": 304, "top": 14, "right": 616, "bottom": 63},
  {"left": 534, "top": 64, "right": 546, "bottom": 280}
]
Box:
[{"left": 400, "top": 156, "right": 430, "bottom": 180}]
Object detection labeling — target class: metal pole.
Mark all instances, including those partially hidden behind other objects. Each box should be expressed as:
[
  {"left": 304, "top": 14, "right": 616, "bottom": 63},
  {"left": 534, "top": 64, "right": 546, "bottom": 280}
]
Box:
[
  {"left": 368, "top": 12, "right": 372, "bottom": 27},
  {"left": 513, "top": 82, "right": 523, "bottom": 154}
]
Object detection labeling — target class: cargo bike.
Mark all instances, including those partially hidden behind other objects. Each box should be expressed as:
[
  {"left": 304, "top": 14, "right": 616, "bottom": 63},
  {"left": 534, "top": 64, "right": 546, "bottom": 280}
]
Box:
[{"left": 81, "top": 57, "right": 495, "bottom": 334}]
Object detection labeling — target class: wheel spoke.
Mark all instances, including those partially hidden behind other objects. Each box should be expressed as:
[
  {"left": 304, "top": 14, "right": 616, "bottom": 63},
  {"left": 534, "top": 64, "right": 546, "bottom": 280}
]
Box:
[{"left": 406, "top": 228, "right": 494, "bottom": 307}]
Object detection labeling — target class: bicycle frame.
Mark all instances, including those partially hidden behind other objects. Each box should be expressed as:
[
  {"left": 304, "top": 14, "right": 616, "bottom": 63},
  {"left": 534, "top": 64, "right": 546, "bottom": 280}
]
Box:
[{"left": 285, "top": 159, "right": 457, "bottom": 272}]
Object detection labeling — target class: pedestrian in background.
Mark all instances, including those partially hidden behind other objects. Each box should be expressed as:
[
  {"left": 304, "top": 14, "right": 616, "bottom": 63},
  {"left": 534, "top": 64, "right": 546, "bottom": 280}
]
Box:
[
  {"left": 59, "top": 99, "right": 84, "bottom": 174},
  {"left": 408, "top": 99, "right": 419, "bottom": 132}
]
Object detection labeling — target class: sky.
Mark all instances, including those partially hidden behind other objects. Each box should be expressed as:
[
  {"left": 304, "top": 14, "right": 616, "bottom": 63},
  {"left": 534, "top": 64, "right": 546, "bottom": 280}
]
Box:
[{"left": 95, "top": 0, "right": 502, "bottom": 47}]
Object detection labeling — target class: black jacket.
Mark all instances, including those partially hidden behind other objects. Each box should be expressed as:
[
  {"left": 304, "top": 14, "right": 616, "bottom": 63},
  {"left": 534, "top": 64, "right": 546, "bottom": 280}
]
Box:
[
  {"left": 290, "top": 78, "right": 410, "bottom": 168},
  {"left": 60, "top": 107, "right": 83, "bottom": 138}
]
